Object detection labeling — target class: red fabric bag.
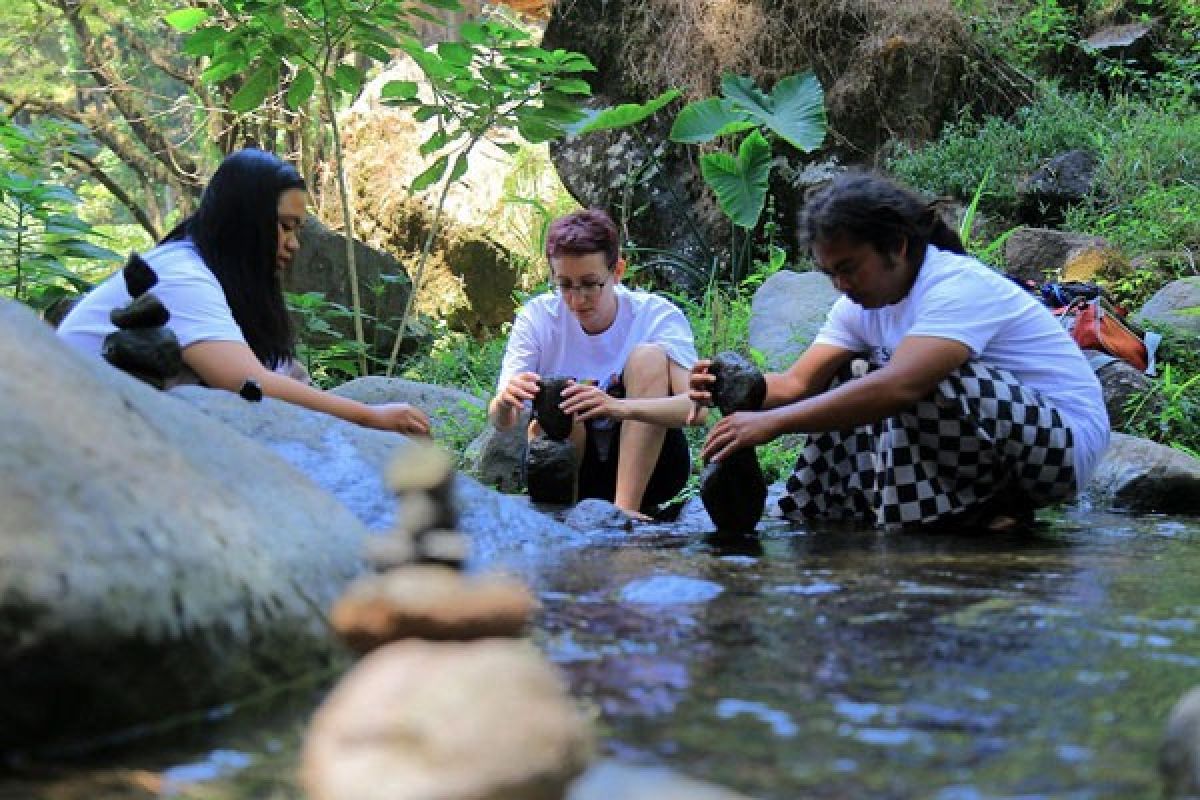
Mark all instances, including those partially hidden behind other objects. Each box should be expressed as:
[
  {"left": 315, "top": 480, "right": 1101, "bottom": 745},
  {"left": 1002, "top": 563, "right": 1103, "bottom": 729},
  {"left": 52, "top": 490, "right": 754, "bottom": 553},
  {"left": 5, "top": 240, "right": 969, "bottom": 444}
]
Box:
[{"left": 1057, "top": 296, "right": 1148, "bottom": 372}]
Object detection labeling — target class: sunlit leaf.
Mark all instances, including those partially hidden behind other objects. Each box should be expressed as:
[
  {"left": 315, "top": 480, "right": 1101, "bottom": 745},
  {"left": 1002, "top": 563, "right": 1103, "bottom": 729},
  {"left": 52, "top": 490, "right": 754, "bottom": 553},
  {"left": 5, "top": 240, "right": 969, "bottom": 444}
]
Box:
[
  {"left": 164, "top": 8, "right": 210, "bottom": 32},
  {"left": 700, "top": 129, "right": 772, "bottom": 228}
]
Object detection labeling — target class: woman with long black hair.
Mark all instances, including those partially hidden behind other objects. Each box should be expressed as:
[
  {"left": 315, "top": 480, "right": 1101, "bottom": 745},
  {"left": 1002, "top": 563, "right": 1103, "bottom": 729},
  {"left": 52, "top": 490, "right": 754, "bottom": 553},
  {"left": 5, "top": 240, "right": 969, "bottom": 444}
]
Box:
[{"left": 59, "top": 148, "right": 429, "bottom": 435}]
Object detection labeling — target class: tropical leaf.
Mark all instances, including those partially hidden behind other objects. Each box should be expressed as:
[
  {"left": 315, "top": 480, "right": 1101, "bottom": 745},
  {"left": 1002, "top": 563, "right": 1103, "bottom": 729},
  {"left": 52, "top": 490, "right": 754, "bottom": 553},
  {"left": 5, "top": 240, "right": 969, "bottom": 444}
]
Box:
[
  {"left": 723, "top": 71, "right": 826, "bottom": 153},
  {"left": 229, "top": 64, "right": 277, "bottom": 112},
  {"left": 699, "top": 129, "right": 772, "bottom": 228},
  {"left": 567, "top": 88, "right": 681, "bottom": 135},
  {"left": 670, "top": 97, "right": 755, "bottom": 144},
  {"left": 164, "top": 8, "right": 210, "bottom": 32}
]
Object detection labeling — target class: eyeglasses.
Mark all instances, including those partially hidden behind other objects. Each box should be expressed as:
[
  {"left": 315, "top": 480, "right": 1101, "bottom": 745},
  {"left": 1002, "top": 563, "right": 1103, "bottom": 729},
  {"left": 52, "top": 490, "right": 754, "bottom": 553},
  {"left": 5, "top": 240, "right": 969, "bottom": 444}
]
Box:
[{"left": 554, "top": 275, "right": 610, "bottom": 298}]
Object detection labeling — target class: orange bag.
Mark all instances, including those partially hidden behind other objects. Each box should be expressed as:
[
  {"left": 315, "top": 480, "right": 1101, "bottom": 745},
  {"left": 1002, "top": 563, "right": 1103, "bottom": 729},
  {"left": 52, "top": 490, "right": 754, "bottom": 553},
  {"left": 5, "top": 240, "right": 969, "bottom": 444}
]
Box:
[{"left": 1057, "top": 296, "right": 1148, "bottom": 372}]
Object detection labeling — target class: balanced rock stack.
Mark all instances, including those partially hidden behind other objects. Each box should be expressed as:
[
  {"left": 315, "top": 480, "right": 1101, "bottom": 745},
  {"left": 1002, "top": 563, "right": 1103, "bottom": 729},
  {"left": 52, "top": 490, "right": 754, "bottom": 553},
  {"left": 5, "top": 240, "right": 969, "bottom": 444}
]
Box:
[
  {"left": 700, "top": 351, "right": 769, "bottom": 533},
  {"left": 526, "top": 376, "right": 579, "bottom": 505},
  {"left": 305, "top": 439, "right": 593, "bottom": 800},
  {"left": 101, "top": 254, "right": 183, "bottom": 389}
]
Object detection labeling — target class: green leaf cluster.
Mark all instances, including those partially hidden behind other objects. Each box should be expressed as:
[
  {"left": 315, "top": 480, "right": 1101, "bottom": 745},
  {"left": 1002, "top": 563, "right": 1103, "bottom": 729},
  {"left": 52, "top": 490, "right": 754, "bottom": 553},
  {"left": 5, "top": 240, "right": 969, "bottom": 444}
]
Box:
[
  {"left": 382, "top": 19, "right": 595, "bottom": 192},
  {"left": 0, "top": 116, "right": 119, "bottom": 311},
  {"left": 174, "top": 0, "right": 465, "bottom": 113},
  {"left": 669, "top": 72, "right": 827, "bottom": 232}
]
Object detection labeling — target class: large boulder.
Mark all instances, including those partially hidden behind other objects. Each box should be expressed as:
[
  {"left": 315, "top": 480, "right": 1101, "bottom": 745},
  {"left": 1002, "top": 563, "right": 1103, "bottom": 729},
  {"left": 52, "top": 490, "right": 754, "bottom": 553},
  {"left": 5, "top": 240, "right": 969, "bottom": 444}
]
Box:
[
  {"left": 330, "top": 376, "right": 487, "bottom": 445},
  {"left": 543, "top": 0, "right": 1029, "bottom": 269},
  {"left": 0, "top": 299, "right": 370, "bottom": 751},
  {"left": 1016, "top": 150, "right": 1099, "bottom": 226},
  {"left": 1083, "top": 432, "right": 1200, "bottom": 515},
  {"left": 1002, "top": 227, "right": 1119, "bottom": 283},
  {"left": 1135, "top": 278, "right": 1200, "bottom": 337},
  {"left": 468, "top": 411, "right": 530, "bottom": 492},
  {"left": 171, "top": 385, "right": 581, "bottom": 568},
  {"left": 285, "top": 216, "right": 413, "bottom": 361},
  {"left": 748, "top": 270, "right": 840, "bottom": 370}
]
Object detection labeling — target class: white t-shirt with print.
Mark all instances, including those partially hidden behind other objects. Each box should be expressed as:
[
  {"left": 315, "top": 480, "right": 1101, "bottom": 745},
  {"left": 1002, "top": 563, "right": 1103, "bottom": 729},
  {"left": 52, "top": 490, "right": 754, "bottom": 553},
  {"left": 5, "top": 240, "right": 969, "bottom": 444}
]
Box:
[
  {"left": 496, "top": 283, "right": 698, "bottom": 393},
  {"left": 813, "top": 245, "right": 1110, "bottom": 486},
  {"left": 58, "top": 239, "right": 246, "bottom": 357}
]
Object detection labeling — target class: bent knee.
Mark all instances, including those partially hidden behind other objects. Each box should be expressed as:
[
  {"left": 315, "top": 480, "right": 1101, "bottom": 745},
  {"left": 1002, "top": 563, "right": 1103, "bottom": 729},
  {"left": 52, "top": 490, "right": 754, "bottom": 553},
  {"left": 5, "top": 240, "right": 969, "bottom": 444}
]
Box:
[{"left": 623, "top": 344, "right": 671, "bottom": 392}]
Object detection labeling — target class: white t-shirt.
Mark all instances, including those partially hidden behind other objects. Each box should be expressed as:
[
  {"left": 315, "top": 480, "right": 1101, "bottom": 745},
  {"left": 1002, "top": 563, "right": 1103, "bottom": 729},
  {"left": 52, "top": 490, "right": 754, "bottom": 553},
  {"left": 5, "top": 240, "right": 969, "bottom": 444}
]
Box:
[
  {"left": 813, "top": 245, "right": 1110, "bottom": 486},
  {"left": 58, "top": 239, "right": 246, "bottom": 357},
  {"left": 496, "top": 283, "right": 698, "bottom": 392}
]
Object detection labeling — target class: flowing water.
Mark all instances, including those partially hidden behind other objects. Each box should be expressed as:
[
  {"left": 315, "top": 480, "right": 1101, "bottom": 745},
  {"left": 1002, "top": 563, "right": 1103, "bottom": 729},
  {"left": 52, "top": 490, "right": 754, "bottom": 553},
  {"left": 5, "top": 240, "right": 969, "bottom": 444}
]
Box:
[{"left": 4, "top": 507, "right": 1199, "bottom": 799}]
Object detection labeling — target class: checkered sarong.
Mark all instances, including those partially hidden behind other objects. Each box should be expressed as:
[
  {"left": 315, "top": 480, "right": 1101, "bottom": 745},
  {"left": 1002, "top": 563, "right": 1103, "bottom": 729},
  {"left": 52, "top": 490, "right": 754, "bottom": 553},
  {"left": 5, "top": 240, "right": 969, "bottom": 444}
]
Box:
[{"left": 779, "top": 360, "right": 1077, "bottom": 530}]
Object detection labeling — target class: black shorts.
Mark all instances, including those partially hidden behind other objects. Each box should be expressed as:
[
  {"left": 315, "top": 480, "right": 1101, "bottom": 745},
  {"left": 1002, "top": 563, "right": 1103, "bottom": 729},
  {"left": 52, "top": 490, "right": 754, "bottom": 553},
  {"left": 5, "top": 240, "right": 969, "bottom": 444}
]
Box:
[{"left": 576, "top": 420, "right": 691, "bottom": 512}]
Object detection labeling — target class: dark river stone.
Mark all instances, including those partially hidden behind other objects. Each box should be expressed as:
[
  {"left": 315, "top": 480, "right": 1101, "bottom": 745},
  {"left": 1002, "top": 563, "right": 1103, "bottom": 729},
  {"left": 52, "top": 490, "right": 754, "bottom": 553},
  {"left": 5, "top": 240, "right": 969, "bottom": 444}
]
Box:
[
  {"left": 6, "top": 508, "right": 1200, "bottom": 799},
  {"left": 101, "top": 326, "right": 183, "bottom": 389},
  {"left": 534, "top": 376, "right": 575, "bottom": 441},
  {"left": 709, "top": 351, "right": 766, "bottom": 416},
  {"left": 699, "top": 448, "right": 767, "bottom": 533},
  {"left": 109, "top": 292, "right": 170, "bottom": 329}
]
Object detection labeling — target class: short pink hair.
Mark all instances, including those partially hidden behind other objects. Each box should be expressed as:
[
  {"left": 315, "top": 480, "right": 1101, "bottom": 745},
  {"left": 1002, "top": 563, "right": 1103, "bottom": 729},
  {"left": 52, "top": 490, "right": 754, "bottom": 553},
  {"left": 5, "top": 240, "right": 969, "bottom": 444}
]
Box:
[{"left": 545, "top": 208, "right": 619, "bottom": 270}]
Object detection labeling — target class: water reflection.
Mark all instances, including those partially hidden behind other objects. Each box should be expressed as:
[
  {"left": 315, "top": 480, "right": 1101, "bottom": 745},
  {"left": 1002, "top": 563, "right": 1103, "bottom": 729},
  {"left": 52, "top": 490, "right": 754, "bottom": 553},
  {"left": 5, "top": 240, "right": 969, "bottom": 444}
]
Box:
[{"left": 3, "top": 509, "right": 1198, "bottom": 799}]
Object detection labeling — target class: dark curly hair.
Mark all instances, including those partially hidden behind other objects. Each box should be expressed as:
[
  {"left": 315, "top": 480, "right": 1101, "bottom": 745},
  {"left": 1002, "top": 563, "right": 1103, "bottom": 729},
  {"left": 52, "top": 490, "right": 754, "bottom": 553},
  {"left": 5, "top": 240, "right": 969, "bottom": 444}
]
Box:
[{"left": 801, "top": 172, "right": 965, "bottom": 271}]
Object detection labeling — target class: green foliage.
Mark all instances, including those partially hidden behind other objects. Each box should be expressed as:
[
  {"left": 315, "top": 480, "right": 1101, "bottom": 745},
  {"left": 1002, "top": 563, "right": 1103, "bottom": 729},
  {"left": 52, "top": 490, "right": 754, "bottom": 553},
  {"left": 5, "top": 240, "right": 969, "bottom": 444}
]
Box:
[
  {"left": 1124, "top": 361, "right": 1200, "bottom": 458},
  {"left": 286, "top": 290, "right": 368, "bottom": 388},
  {"left": 669, "top": 71, "right": 826, "bottom": 244},
  {"left": 399, "top": 325, "right": 506, "bottom": 402},
  {"left": 889, "top": 88, "right": 1200, "bottom": 256},
  {"left": 378, "top": 16, "right": 598, "bottom": 375},
  {"left": 0, "top": 116, "right": 119, "bottom": 311}
]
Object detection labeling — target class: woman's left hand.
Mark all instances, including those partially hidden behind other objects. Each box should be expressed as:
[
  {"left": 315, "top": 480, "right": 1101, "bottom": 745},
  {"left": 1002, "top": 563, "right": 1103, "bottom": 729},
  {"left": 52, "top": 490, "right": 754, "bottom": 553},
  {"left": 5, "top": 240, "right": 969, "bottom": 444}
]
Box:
[
  {"left": 559, "top": 381, "right": 624, "bottom": 422},
  {"left": 701, "top": 410, "right": 777, "bottom": 463}
]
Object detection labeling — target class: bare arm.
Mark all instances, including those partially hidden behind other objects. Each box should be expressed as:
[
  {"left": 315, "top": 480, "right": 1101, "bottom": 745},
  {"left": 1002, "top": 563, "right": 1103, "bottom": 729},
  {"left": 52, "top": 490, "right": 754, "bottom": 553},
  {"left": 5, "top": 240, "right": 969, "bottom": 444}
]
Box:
[
  {"left": 559, "top": 360, "right": 705, "bottom": 428},
  {"left": 183, "top": 340, "right": 431, "bottom": 435},
  {"left": 702, "top": 336, "right": 970, "bottom": 462},
  {"left": 488, "top": 370, "right": 541, "bottom": 431}
]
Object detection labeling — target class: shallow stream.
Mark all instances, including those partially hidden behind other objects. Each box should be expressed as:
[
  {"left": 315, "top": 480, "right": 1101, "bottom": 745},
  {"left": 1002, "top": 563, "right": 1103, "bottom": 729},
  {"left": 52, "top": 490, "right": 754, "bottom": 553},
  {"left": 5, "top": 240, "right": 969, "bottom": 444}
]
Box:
[{"left": 4, "top": 507, "right": 1199, "bottom": 799}]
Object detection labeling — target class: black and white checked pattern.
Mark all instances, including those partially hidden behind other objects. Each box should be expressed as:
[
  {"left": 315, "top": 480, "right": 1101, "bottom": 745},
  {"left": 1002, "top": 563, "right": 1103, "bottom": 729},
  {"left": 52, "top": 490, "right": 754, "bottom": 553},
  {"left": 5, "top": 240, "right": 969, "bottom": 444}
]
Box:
[{"left": 779, "top": 360, "right": 1077, "bottom": 530}]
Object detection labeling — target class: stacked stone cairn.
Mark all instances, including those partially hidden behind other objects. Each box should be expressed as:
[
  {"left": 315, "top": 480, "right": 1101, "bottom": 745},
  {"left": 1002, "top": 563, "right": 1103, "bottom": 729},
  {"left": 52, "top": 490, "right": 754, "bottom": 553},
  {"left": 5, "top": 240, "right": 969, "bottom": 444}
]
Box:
[
  {"left": 700, "top": 351, "right": 769, "bottom": 534},
  {"left": 305, "top": 438, "right": 594, "bottom": 800},
  {"left": 526, "top": 376, "right": 579, "bottom": 505},
  {"left": 101, "top": 254, "right": 183, "bottom": 389}
]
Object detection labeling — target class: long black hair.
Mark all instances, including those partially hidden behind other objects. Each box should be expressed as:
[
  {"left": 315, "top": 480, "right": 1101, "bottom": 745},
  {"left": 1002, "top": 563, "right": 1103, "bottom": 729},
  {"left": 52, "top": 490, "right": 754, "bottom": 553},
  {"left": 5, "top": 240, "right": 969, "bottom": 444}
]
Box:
[
  {"left": 801, "top": 172, "right": 965, "bottom": 271},
  {"left": 164, "top": 148, "right": 306, "bottom": 368}
]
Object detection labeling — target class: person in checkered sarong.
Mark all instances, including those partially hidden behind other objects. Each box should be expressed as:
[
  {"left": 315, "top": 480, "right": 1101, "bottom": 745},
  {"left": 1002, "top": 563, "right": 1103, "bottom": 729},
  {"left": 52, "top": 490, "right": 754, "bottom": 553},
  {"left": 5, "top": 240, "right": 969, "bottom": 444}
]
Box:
[{"left": 687, "top": 173, "right": 1111, "bottom": 531}]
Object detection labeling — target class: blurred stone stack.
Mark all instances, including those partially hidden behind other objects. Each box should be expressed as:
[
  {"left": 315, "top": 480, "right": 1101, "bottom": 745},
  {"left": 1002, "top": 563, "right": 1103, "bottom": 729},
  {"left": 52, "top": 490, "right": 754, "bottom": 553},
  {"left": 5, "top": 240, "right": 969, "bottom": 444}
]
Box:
[{"left": 304, "top": 438, "right": 594, "bottom": 800}]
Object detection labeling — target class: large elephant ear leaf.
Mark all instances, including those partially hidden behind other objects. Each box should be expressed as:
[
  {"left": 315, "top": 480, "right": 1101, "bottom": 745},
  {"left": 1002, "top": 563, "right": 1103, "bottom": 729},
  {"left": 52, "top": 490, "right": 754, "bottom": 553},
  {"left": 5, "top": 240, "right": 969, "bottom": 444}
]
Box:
[
  {"left": 699, "top": 129, "right": 773, "bottom": 229},
  {"left": 723, "top": 70, "right": 827, "bottom": 153},
  {"left": 670, "top": 97, "right": 755, "bottom": 144}
]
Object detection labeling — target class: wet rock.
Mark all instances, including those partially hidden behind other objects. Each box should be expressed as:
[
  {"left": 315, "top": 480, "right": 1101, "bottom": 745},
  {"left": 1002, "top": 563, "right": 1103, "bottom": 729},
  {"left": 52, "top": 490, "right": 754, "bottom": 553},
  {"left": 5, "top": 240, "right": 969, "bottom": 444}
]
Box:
[
  {"left": 1084, "top": 432, "right": 1200, "bottom": 515},
  {"left": 749, "top": 270, "right": 841, "bottom": 370},
  {"left": 563, "top": 498, "right": 635, "bottom": 532},
  {"left": 303, "top": 639, "right": 593, "bottom": 800},
  {"left": 468, "top": 409, "right": 530, "bottom": 492},
  {"left": 709, "top": 351, "right": 766, "bottom": 415},
  {"left": 527, "top": 435, "right": 578, "bottom": 505},
  {"left": 0, "top": 298, "right": 370, "bottom": 750},
  {"left": 1161, "top": 686, "right": 1200, "bottom": 799},
  {"left": 331, "top": 566, "right": 538, "bottom": 651},
  {"left": 567, "top": 761, "right": 755, "bottom": 800},
  {"left": 700, "top": 448, "right": 768, "bottom": 533},
  {"left": 171, "top": 386, "right": 579, "bottom": 567},
  {"left": 534, "top": 376, "right": 575, "bottom": 440},
  {"left": 109, "top": 292, "right": 170, "bottom": 328},
  {"left": 1017, "top": 150, "right": 1098, "bottom": 226}
]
